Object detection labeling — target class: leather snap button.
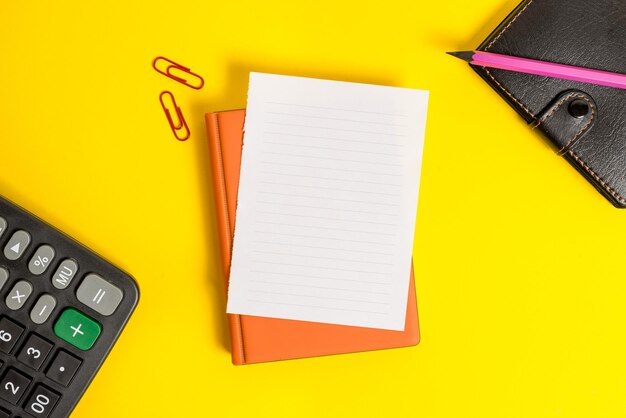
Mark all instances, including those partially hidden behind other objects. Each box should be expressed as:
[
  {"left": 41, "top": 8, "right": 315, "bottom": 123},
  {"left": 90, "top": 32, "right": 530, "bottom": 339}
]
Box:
[{"left": 568, "top": 99, "right": 589, "bottom": 119}]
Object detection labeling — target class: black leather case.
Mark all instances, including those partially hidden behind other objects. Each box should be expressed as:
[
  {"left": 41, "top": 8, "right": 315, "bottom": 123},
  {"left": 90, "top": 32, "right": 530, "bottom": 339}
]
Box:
[{"left": 472, "top": 0, "right": 626, "bottom": 207}]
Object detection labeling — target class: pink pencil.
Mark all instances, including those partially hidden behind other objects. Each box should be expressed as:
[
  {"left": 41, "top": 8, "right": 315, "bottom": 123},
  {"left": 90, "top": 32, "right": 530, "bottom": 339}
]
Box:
[{"left": 448, "top": 50, "right": 626, "bottom": 90}]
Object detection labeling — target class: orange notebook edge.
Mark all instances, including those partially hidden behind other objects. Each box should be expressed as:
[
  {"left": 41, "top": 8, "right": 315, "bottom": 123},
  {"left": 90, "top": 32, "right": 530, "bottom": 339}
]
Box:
[
  {"left": 206, "top": 111, "right": 246, "bottom": 365},
  {"left": 205, "top": 109, "right": 420, "bottom": 365}
]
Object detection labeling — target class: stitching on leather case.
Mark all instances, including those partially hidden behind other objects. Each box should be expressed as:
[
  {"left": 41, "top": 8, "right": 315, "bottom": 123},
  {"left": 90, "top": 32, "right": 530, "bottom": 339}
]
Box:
[
  {"left": 567, "top": 150, "right": 626, "bottom": 204},
  {"left": 482, "top": 0, "right": 536, "bottom": 119},
  {"left": 534, "top": 93, "right": 596, "bottom": 154},
  {"left": 213, "top": 113, "right": 247, "bottom": 363},
  {"left": 485, "top": 0, "right": 535, "bottom": 51},
  {"left": 535, "top": 93, "right": 578, "bottom": 128},
  {"left": 483, "top": 68, "right": 534, "bottom": 118}
]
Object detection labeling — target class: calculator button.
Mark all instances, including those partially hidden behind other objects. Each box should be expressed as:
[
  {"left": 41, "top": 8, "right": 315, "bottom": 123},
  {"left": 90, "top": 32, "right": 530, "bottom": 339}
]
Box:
[
  {"left": 27, "top": 245, "right": 55, "bottom": 276},
  {"left": 76, "top": 274, "right": 123, "bottom": 316},
  {"left": 17, "top": 334, "right": 53, "bottom": 370},
  {"left": 0, "top": 368, "right": 31, "bottom": 404},
  {"left": 30, "top": 294, "right": 57, "bottom": 325},
  {"left": 0, "top": 217, "right": 6, "bottom": 239},
  {"left": 54, "top": 308, "right": 101, "bottom": 351},
  {"left": 24, "top": 384, "right": 60, "bottom": 417},
  {"left": 0, "top": 267, "right": 8, "bottom": 291},
  {"left": 51, "top": 259, "right": 78, "bottom": 290},
  {"left": 0, "top": 317, "right": 25, "bottom": 353},
  {"left": 0, "top": 407, "right": 8, "bottom": 418},
  {"left": 3, "top": 230, "right": 31, "bottom": 261},
  {"left": 45, "top": 350, "right": 82, "bottom": 387},
  {"left": 5, "top": 281, "right": 33, "bottom": 311}
]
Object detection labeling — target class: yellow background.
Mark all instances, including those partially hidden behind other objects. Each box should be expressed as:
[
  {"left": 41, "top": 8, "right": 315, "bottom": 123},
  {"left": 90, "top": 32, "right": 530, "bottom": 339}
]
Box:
[{"left": 1, "top": 1, "right": 625, "bottom": 417}]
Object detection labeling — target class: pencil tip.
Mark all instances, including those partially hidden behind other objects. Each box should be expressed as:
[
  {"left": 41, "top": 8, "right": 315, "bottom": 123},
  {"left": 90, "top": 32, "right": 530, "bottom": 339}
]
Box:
[{"left": 447, "top": 51, "right": 474, "bottom": 62}]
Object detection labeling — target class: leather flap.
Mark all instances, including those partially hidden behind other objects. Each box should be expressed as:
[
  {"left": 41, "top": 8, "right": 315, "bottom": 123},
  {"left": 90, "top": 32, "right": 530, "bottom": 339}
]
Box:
[{"left": 532, "top": 91, "right": 596, "bottom": 155}]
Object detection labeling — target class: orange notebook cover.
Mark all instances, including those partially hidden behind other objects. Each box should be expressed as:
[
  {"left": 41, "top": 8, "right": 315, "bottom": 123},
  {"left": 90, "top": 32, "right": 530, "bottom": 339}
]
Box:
[{"left": 206, "top": 109, "right": 420, "bottom": 365}]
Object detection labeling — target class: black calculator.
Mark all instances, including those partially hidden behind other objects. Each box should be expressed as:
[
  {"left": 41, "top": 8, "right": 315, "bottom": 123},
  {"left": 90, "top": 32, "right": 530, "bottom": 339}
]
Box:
[{"left": 0, "top": 196, "right": 139, "bottom": 417}]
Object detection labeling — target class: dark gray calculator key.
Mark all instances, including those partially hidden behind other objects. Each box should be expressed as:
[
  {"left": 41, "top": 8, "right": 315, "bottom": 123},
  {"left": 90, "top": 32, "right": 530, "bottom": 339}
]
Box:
[
  {"left": 3, "top": 230, "right": 31, "bottom": 261},
  {"left": 76, "top": 274, "right": 123, "bottom": 316},
  {"left": 25, "top": 384, "right": 60, "bottom": 417},
  {"left": 17, "top": 334, "right": 53, "bottom": 370},
  {"left": 5, "top": 281, "right": 33, "bottom": 311},
  {"left": 30, "top": 294, "right": 57, "bottom": 325},
  {"left": 0, "top": 317, "right": 25, "bottom": 353},
  {"left": 0, "top": 407, "right": 9, "bottom": 418},
  {"left": 27, "top": 245, "right": 55, "bottom": 276},
  {"left": 51, "top": 259, "right": 78, "bottom": 290},
  {"left": 0, "top": 267, "right": 8, "bottom": 291},
  {"left": 46, "top": 350, "right": 81, "bottom": 387},
  {"left": 0, "top": 217, "right": 6, "bottom": 239},
  {"left": 0, "top": 368, "right": 31, "bottom": 404}
]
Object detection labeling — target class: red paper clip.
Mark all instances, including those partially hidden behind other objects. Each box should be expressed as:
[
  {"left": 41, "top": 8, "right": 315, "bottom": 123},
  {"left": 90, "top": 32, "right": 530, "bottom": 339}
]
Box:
[
  {"left": 152, "top": 56, "right": 205, "bottom": 90},
  {"left": 159, "top": 91, "right": 190, "bottom": 141}
]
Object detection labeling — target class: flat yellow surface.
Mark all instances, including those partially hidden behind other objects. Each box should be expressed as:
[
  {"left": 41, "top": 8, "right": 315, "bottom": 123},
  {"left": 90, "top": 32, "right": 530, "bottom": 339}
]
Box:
[{"left": 1, "top": 1, "right": 625, "bottom": 417}]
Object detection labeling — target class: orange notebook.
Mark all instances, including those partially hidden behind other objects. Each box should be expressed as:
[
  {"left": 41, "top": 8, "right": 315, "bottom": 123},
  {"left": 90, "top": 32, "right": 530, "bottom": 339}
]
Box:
[{"left": 205, "top": 109, "right": 420, "bottom": 365}]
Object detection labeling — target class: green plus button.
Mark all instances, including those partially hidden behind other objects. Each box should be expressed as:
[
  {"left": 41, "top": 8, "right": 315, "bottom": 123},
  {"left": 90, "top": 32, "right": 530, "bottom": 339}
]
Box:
[{"left": 54, "top": 308, "right": 102, "bottom": 350}]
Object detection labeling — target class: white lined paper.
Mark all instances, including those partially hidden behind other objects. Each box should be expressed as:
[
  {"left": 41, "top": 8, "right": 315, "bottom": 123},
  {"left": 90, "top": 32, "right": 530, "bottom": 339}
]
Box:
[{"left": 226, "top": 73, "right": 428, "bottom": 330}]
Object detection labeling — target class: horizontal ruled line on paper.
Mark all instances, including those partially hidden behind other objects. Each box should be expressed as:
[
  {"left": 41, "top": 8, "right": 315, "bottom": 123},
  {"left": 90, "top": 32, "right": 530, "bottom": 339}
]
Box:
[
  {"left": 265, "top": 141, "right": 403, "bottom": 158},
  {"left": 252, "top": 250, "right": 393, "bottom": 266},
  {"left": 265, "top": 121, "right": 405, "bottom": 137},
  {"left": 264, "top": 132, "right": 406, "bottom": 148},
  {"left": 260, "top": 171, "right": 401, "bottom": 187},
  {"left": 247, "top": 300, "right": 388, "bottom": 315},
  {"left": 252, "top": 261, "right": 389, "bottom": 276},
  {"left": 262, "top": 152, "right": 402, "bottom": 167},
  {"left": 265, "top": 101, "right": 409, "bottom": 117},
  {"left": 252, "top": 240, "right": 393, "bottom": 255},
  {"left": 254, "top": 231, "right": 396, "bottom": 246},
  {"left": 260, "top": 192, "right": 400, "bottom": 207},
  {"left": 256, "top": 200, "right": 396, "bottom": 216},
  {"left": 262, "top": 161, "right": 401, "bottom": 177},
  {"left": 256, "top": 220, "right": 395, "bottom": 236},
  {"left": 251, "top": 270, "right": 391, "bottom": 285},
  {"left": 259, "top": 182, "right": 400, "bottom": 196},
  {"left": 249, "top": 290, "right": 390, "bottom": 305},
  {"left": 265, "top": 111, "right": 408, "bottom": 127},
  {"left": 250, "top": 280, "right": 391, "bottom": 295},
  {"left": 256, "top": 211, "right": 396, "bottom": 226}
]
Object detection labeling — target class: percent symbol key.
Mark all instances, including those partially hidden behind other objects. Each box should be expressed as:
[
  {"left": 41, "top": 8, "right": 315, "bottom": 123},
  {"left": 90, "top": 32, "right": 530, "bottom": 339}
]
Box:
[{"left": 28, "top": 245, "right": 56, "bottom": 275}]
